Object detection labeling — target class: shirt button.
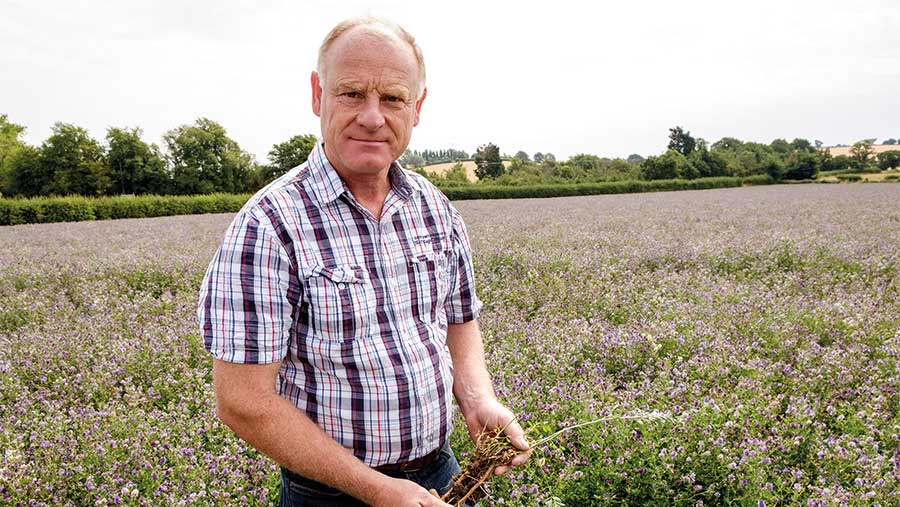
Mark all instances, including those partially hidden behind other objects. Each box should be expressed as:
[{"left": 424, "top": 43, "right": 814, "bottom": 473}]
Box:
[{"left": 338, "top": 283, "right": 347, "bottom": 290}]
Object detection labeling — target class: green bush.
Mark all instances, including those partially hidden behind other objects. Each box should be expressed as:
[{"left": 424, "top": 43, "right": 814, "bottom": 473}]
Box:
[
  {"left": 43, "top": 198, "right": 95, "bottom": 223},
  {"left": 883, "top": 174, "right": 900, "bottom": 181},
  {"left": 440, "top": 175, "right": 773, "bottom": 201},
  {"left": 836, "top": 174, "right": 862, "bottom": 182},
  {"left": 0, "top": 193, "right": 252, "bottom": 225},
  {"left": 0, "top": 177, "right": 776, "bottom": 225}
]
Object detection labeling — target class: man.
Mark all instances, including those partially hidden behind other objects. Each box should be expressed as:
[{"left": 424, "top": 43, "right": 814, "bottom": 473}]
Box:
[{"left": 198, "top": 17, "right": 529, "bottom": 506}]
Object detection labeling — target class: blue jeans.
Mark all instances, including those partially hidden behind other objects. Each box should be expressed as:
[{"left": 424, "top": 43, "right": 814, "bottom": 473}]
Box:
[{"left": 279, "top": 443, "right": 473, "bottom": 506}]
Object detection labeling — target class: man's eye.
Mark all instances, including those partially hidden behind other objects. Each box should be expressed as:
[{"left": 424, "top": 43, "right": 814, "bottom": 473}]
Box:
[
  {"left": 342, "top": 91, "right": 363, "bottom": 99},
  {"left": 382, "top": 95, "right": 403, "bottom": 103}
]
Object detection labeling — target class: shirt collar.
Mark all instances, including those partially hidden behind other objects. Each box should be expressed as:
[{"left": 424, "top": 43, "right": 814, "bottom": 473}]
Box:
[{"left": 305, "top": 142, "right": 417, "bottom": 205}]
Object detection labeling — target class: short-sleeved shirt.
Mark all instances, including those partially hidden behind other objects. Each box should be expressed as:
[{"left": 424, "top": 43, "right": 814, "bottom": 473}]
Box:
[{"left": 198, "top": 143, "right": 482, "bottom": 467}]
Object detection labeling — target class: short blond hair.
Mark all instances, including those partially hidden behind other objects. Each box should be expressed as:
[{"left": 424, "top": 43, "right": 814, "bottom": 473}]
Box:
[{"left": 317, "top": 17, "right": 426, "bottom": 97}]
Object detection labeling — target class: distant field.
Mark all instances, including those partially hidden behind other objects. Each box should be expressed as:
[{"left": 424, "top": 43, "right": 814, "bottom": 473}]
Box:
[
  {"left": 816, "top": 168, "right": 900, "bottom": 183},
  {"left": 860, "top": 171, "right": 900, "bottom": 182},
  {"left": 421, "top": 160, "right": 512, "bottom": 182},
  {"left": 827, "top": 144, "right": 900, "bottom": 157}
]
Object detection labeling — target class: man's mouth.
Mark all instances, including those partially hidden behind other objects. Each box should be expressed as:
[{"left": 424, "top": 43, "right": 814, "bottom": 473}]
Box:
[{"left": 349, "top": 137, "right": 387, "bottom": 145}]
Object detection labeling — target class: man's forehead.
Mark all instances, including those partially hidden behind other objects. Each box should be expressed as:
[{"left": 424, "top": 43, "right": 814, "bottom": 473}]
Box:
[
  {"left": 333, "top": 77, "right": 412, "bottom": 94},
  {"left": 322, "top": 27, "right": 419, "bottom": 75}
]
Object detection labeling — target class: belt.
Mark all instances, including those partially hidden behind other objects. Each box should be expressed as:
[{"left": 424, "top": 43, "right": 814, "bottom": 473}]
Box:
[{"left": 374, "top": 447, "right": 442, "bottom": 473}]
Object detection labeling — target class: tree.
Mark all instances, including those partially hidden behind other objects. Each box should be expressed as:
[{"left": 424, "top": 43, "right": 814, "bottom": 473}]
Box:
[
  {"left": 164, "top": 118, "right": 256, "bottom": 194},
  {"left": 783, "top": 150, "right": 819, "bottom": 180},
  {"left": 40, "top": 123, "right": 110, "bottom": 196},
  {"left": 717, "top": 141, "right": 777, "bottom": 177},
  {"left": 711, "top": 137, "right": 743, "bottom": 152},
  {"left": 830, "top": 155, "right": 858, "bottom": 171},
  {"left": 760, "top": 155, "right": 784, "bottom": 180},
  {"left": 533, "top": 152, "right": 544, "bottom": 164},
  {"left": 877, "top": 150, "right": 900, "bottom": 170},
  {"left": 106, "top": 127, "right": 169, "bottom": 195},
  {"left": 567, "top": 154, "right": 603, "bottom": 172},
  {"left": 548, "top": 163, "right": 575, "bottom": 180},
  {"left": 473, "top": 143, "right": 503, "bottom": 179},
  {"left": 640, "top": 149, "right": 691, "bottom": 180},
  {"left": 543, "top": 153, "right": 556, "bottom": 163},
  {"left": 627, "top": 154, "right": 645, "bottom": 164},
  {"left": 818, "top": 148, "right": 834, "bottom": 172},
  {"left": 883, "top": 138, "right": 897, "bottom": 145},
  {"left": 400, "top": 149, "right": 426, "bottom": 168},
  {"left": 790, "top": 138, "right": 814, "bottom": 152},
  {"left": 514, "top": 150, "right": 530, "bottom": 162},
  {"left": 0, "top": 115, "right": 28, "bottom": 195},
  {"left": 770, "top": 138, "right": 792, "bottom": 155},
  {"left": 667, "top": 126, "right": 696, "bottom": 157},
  {"left": 264, "top": 134, "right": 317, "bottom": 182},
  {"left": 688, "top": 146, "right": 728, "bottom": 178},
  {"left": 268, "top": 134, "right": 317, "bottom": 172},
  {"left": 5, "top": 145, "right": 43, "bottom": 197},
  {"left": 443, "top": 162, "right": 470, "bottom": 185},
  {"left": 603, "top": 159, "right": 640, "bottom": 181},
  {"left": 1, "top": 115, "right": 26, "bottom": 162},
  {"left": 850, "top": 140, "right": 874, "bottom": 165}
]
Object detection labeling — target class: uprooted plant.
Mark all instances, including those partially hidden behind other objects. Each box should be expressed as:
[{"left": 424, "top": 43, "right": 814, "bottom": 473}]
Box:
[{"left": 441, "top": 408, "right": 676, "bottom": 506}]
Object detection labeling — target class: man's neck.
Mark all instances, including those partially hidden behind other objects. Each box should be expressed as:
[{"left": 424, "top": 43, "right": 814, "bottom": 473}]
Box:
[
  {"left": 343, "top": 173, "right": 391, "bottom": 219},
  {"left": 322, "top": 145, "right": 394, "bottom": 219}
]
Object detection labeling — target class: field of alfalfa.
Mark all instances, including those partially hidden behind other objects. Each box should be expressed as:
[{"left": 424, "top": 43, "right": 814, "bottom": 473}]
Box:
[{"left": 2, "top": 183, "right": 899, "bottom": 506}]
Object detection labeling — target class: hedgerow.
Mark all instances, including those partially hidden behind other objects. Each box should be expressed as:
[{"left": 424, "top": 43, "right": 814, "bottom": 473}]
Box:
[
  {"left": 439, "top": 175, "right": 773, "bottom": 201},
  {"left": 0, "top": 176, "right": 775, "bottom": 225},
  {"left": 0, "top": 194, "right": 251, "bottom": 225}
]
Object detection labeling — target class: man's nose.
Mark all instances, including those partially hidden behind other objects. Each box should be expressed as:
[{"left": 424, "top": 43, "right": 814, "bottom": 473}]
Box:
[{"left": 356, "top": 95, "right": 385, "bottom": 130}]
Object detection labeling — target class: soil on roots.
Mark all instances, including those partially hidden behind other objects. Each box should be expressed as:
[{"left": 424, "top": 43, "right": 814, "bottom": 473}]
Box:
[{"left": 442, "top": 427, "right": 519, "bottom": 506}]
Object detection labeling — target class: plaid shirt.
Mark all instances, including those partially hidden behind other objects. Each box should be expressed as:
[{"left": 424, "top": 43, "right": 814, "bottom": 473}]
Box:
[{"left": 198, "top": 143, "right": 481, "bottom": 467}]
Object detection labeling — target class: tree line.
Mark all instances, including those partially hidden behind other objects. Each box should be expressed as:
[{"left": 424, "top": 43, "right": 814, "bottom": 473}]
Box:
[
  {"left": 419, "top": 128, "right": 900, "bottom": 187},
  {"left": 0, "top": 114, "right": 317, "bottom": 198},
  {"left": 399, "top": 148, "right": 469, "bottom": 168},
  {"left": 639, "top": 128, "right": 899, "bottom": 181},
  {"left": 3, "top": 112, "right": 898, "bottom": 199}
]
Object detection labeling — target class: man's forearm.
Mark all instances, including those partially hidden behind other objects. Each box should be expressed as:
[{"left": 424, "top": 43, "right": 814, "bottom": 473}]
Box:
[
  {"left": 445, "top": 320, "right": 532, "bottom": 474},
  {"left": 214, "top": 370, "right": 385, "bottom": 503},
  {"left": 446, "top": 320, "right": 497, "bottom": 412}
]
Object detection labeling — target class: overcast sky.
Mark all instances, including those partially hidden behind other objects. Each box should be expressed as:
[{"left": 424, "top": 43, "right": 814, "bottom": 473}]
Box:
[{"left": 2, "top": 0, "right": 898, "bottom": 162}]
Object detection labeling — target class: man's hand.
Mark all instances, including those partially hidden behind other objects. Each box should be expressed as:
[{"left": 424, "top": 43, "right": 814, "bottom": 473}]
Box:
[
  {"left": 446, "top": 320, "right": 532, "bottom": 476},
  {"left": 367, "top": 477, "right": 453, "bottom": 506},
  {"left": 461, "top": 398, "right": 532, "bottom": 475}
]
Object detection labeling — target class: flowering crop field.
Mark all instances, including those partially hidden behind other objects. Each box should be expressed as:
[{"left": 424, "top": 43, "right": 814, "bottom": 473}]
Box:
[{"left": 2, "top": 184, "right": 899, "bottom": 506}]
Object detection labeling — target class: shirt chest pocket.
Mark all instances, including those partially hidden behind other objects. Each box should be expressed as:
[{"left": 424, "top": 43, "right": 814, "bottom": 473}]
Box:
[
  {"left": 303, "top": 264, "right": 375, "bottom": 342},
  {"left": 398, "top": 236, "right": 452, "bottom": 322}
]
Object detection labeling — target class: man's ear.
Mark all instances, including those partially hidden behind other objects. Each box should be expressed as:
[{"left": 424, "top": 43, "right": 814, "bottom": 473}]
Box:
[
  {"left": 413, "top": 86, "right": 427, "bottom": 126},
  {"left": 311, "top": 71, "right": 323, "bottom": 117}
]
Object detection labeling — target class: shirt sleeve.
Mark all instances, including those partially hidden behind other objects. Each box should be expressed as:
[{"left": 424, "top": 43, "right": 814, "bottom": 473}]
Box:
[
  {"left": 197, "top": 209, "right": 295, "bottom": 364},
  {"left": 445, "top": 206, "right": 483, "bottom": 323}
]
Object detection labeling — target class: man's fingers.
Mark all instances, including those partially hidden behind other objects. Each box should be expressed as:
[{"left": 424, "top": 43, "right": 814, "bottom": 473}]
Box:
[
  {"left": 503, "top": 421, "right": 530, "bottom": 451},
  {"left": 506, "top": 425, "right": 531, "bottom": 451},
  {"left": 510, "top": 449, "right": 532, "bottom": 466},
  {"left": 512, "top": 435, "right": 530, "bottom": 451},
  {"left": 426, "top": 487, "right": 452, "bottom": 506},
  {"left": 494, "top": 448, "right": 532, "bottom": 476}
]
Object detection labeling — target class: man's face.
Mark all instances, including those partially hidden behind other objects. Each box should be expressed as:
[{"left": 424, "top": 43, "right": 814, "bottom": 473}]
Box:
[{"left": 311, "top": 28, "right": 426, "bottom": 178}]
